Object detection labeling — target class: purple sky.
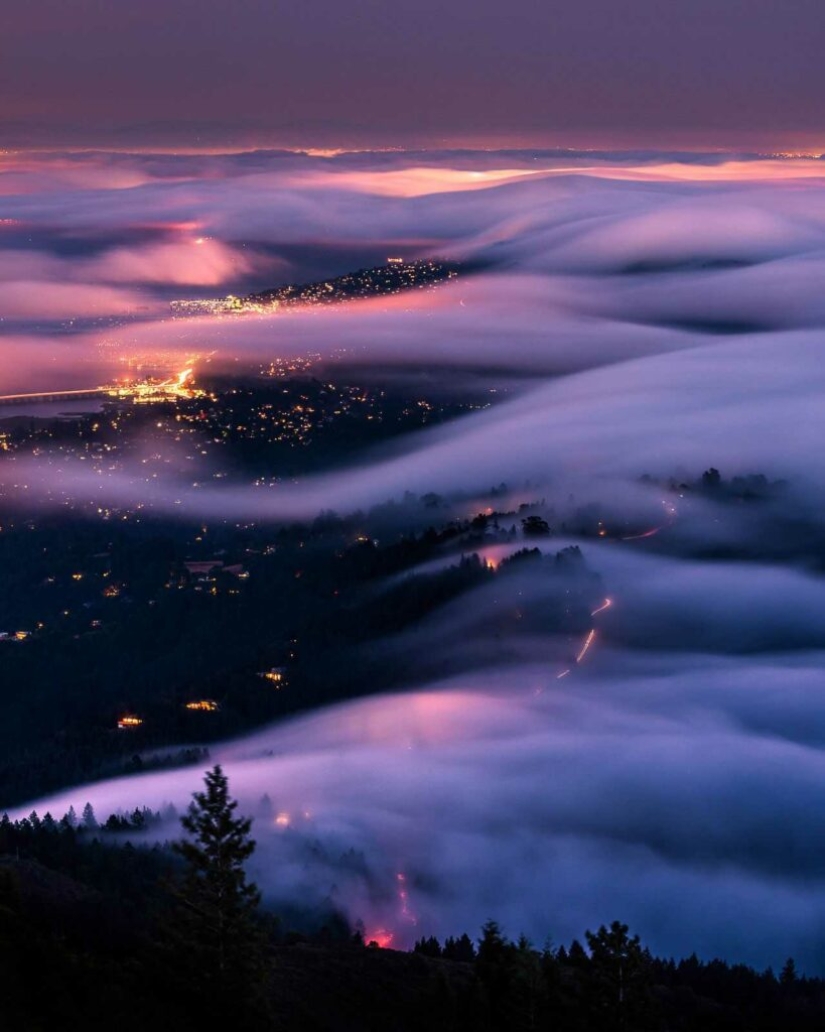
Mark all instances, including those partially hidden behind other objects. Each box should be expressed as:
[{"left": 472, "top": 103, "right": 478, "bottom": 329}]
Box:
[{"left": 3, "top": 0, "right": 825, "bottom": 149}]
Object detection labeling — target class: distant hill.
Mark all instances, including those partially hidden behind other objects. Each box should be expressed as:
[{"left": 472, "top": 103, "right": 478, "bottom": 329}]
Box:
[{"left": 171, "top": 258, "right": 474, "bottom": 315}]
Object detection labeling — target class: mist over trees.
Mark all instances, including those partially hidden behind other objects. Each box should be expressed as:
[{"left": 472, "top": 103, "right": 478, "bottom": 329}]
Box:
[{"left": 4, "top": 775, "right": 825, "bottom": 1030}]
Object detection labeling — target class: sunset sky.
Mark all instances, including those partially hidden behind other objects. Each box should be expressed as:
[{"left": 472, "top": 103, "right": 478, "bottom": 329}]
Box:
[{"left": 3, "top": 0, "right": 824, "bottom": 150}]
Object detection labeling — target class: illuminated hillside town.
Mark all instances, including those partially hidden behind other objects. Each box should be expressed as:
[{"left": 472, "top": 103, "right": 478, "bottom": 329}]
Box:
[{"left": 170, "top": 258, "right": 465, "bottom": 316}]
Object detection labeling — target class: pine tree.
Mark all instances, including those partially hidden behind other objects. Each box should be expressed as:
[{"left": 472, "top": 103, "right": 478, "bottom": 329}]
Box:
[
  {"left": 414, "top": 935, "right": 442, "bottom": 958},
  {"left": 443, "top": 933, "right": 476, "bottom": 962},
  {"left": 476, "top": 921, "right": 516, "bottom": 1026},
  {"left": 780, "top": 957, "right": 797, "bottom": 987},
  {"left": 166, "top": 765, "right": 268, "bottom": 1027},
  {"left": 81, "top": 802, "right": 98, "bottom": 831},
  {"left": 585, "top": 921, "right": 653, "bottom": 1029}
]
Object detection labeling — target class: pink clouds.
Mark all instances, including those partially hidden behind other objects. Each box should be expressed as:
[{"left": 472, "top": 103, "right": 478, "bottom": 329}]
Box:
[
  {"left": 0, "top": 281, "right": 149, "bottom": 320},
  {"left": 84, "top": 237, "right": 261, "bottom": 286}
]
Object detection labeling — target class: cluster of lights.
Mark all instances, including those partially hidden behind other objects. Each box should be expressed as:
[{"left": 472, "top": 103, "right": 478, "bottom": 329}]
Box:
[
  {"left": 0, "top": 367, "right": 205, "bottom": 410},
  {"left": 0, "top": 630, "right": 31, "bottom": 642},
  {"left": 263, "top": 354, "right": 321, "bottom": 378},
  {"left": 170, "top": 259, "right": 460, "bottom": 318},
  {"left": 260, "top": 668, "right": 286, "bottom": 687}
]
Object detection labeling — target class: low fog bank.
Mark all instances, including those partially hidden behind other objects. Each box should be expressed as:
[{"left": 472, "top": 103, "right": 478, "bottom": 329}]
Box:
[
  {"left": 6, "top": 148, "right": 825, "bottom": 972},
  {"left": 4, "top": 329, "right": 823, "bottom": 527},
  {"left": 385, "top": 533, "right": 825, "bottom": 664},
  {"left": 15, "top": 651, "right": 825, "bottom": 971},
  {"left": 5, "top": 149, "right": 825, "bottom": 394}
]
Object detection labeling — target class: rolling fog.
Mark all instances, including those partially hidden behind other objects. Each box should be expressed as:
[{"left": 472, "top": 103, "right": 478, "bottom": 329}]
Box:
[{"left": 4, "top": 148, "right": 825, "bottom": 969}]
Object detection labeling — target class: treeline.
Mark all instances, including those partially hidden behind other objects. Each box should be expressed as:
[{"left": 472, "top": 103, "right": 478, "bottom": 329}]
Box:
[
  {"left": 3, "top": 803, "right": 825, "bottom": 1031},
  {"left": 411, "top": 922, "right": 825, "bottom": 1032},
  {"left": 641, "top": 467, "right": 787, "bottom": 502}
]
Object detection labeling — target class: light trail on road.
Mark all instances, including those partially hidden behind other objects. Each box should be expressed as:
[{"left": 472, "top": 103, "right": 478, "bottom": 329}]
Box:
[
  {"left": 554, "top": 597, "right": 612, "bottom": 680},
  {"left": 575, "top": 629, "right": 596, "bottom": 664}
]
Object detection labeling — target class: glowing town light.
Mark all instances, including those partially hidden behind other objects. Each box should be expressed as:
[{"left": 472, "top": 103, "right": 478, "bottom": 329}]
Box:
[
  {"left": 117, "top": 715, "right": 143, "bottom": 730},
  {"left": 261, "top": 668, "right": 285, "bottom": 686}
]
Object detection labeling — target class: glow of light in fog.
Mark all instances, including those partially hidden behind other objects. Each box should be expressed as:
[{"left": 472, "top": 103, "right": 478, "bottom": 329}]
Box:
[{"left": 575, "top": 630, "right": 596, "bottom": 664}]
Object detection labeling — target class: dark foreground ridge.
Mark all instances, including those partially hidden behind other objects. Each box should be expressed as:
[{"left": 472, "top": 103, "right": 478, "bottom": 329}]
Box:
[
  {"left": 3, "top": 772, "right": 825, "bottom": 1032},
  {"left": 2, "top": 840, "right": 824, "bottom": 1031}
]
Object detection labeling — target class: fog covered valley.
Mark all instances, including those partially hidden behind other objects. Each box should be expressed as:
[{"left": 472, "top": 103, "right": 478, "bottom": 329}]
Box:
[{"left": 3, "top": 147, "right": 825, "bottom": 1027}]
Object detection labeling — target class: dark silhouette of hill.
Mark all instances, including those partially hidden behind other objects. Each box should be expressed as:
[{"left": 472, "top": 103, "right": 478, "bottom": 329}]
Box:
[{"left": 3, "top": 812, "right": 825, "bottom": 1032}]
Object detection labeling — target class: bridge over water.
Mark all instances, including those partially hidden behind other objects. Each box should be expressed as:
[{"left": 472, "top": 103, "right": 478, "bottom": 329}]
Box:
[{"left": 0, "top": 387, "right": 110, "bottom": 407}]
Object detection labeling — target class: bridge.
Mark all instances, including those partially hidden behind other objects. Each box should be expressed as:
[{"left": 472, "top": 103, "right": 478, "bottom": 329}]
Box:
[
  {"left": 0, "top": 370, "right": 199, "bottom": 408},
  {"left": 0, "top": 387, "right": 110, "bottom": 407}
]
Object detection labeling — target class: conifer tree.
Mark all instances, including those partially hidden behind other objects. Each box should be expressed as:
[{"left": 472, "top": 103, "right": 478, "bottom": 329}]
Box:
[
  {"left": 585, "top": 921, "right": 653, "bottom": 1029},
  {"left": 81, "top": 802, "right": 98, "bottom": 830},
  {"left": 166, "top": 765, "right": 268, "bottom": 1027}
]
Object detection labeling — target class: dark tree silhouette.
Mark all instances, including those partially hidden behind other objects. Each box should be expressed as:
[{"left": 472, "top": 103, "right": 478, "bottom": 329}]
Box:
[
  {"left": 476, "top": 920, "right": 516, "bottom": 1026},
  {"left": 166, "top": 765, "right": 268, "bottom": 1027},
  {"left": 701, "top": 467, "right": 722, "bottom": 490},
  {"left": 521, "top": 515, "right": 552, "bottom": 537},
  {"left": 781, "top": 957, "right": 798, "bottom": 986},
  {"left": 586, "top": 921, "right": 653, "bottom": 1029},
  {"left": 81, "top": 802, "right": 98, "bottom": 830},
  {"left": 443, "top": 933, "right": 476, "bottom": 962}
]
